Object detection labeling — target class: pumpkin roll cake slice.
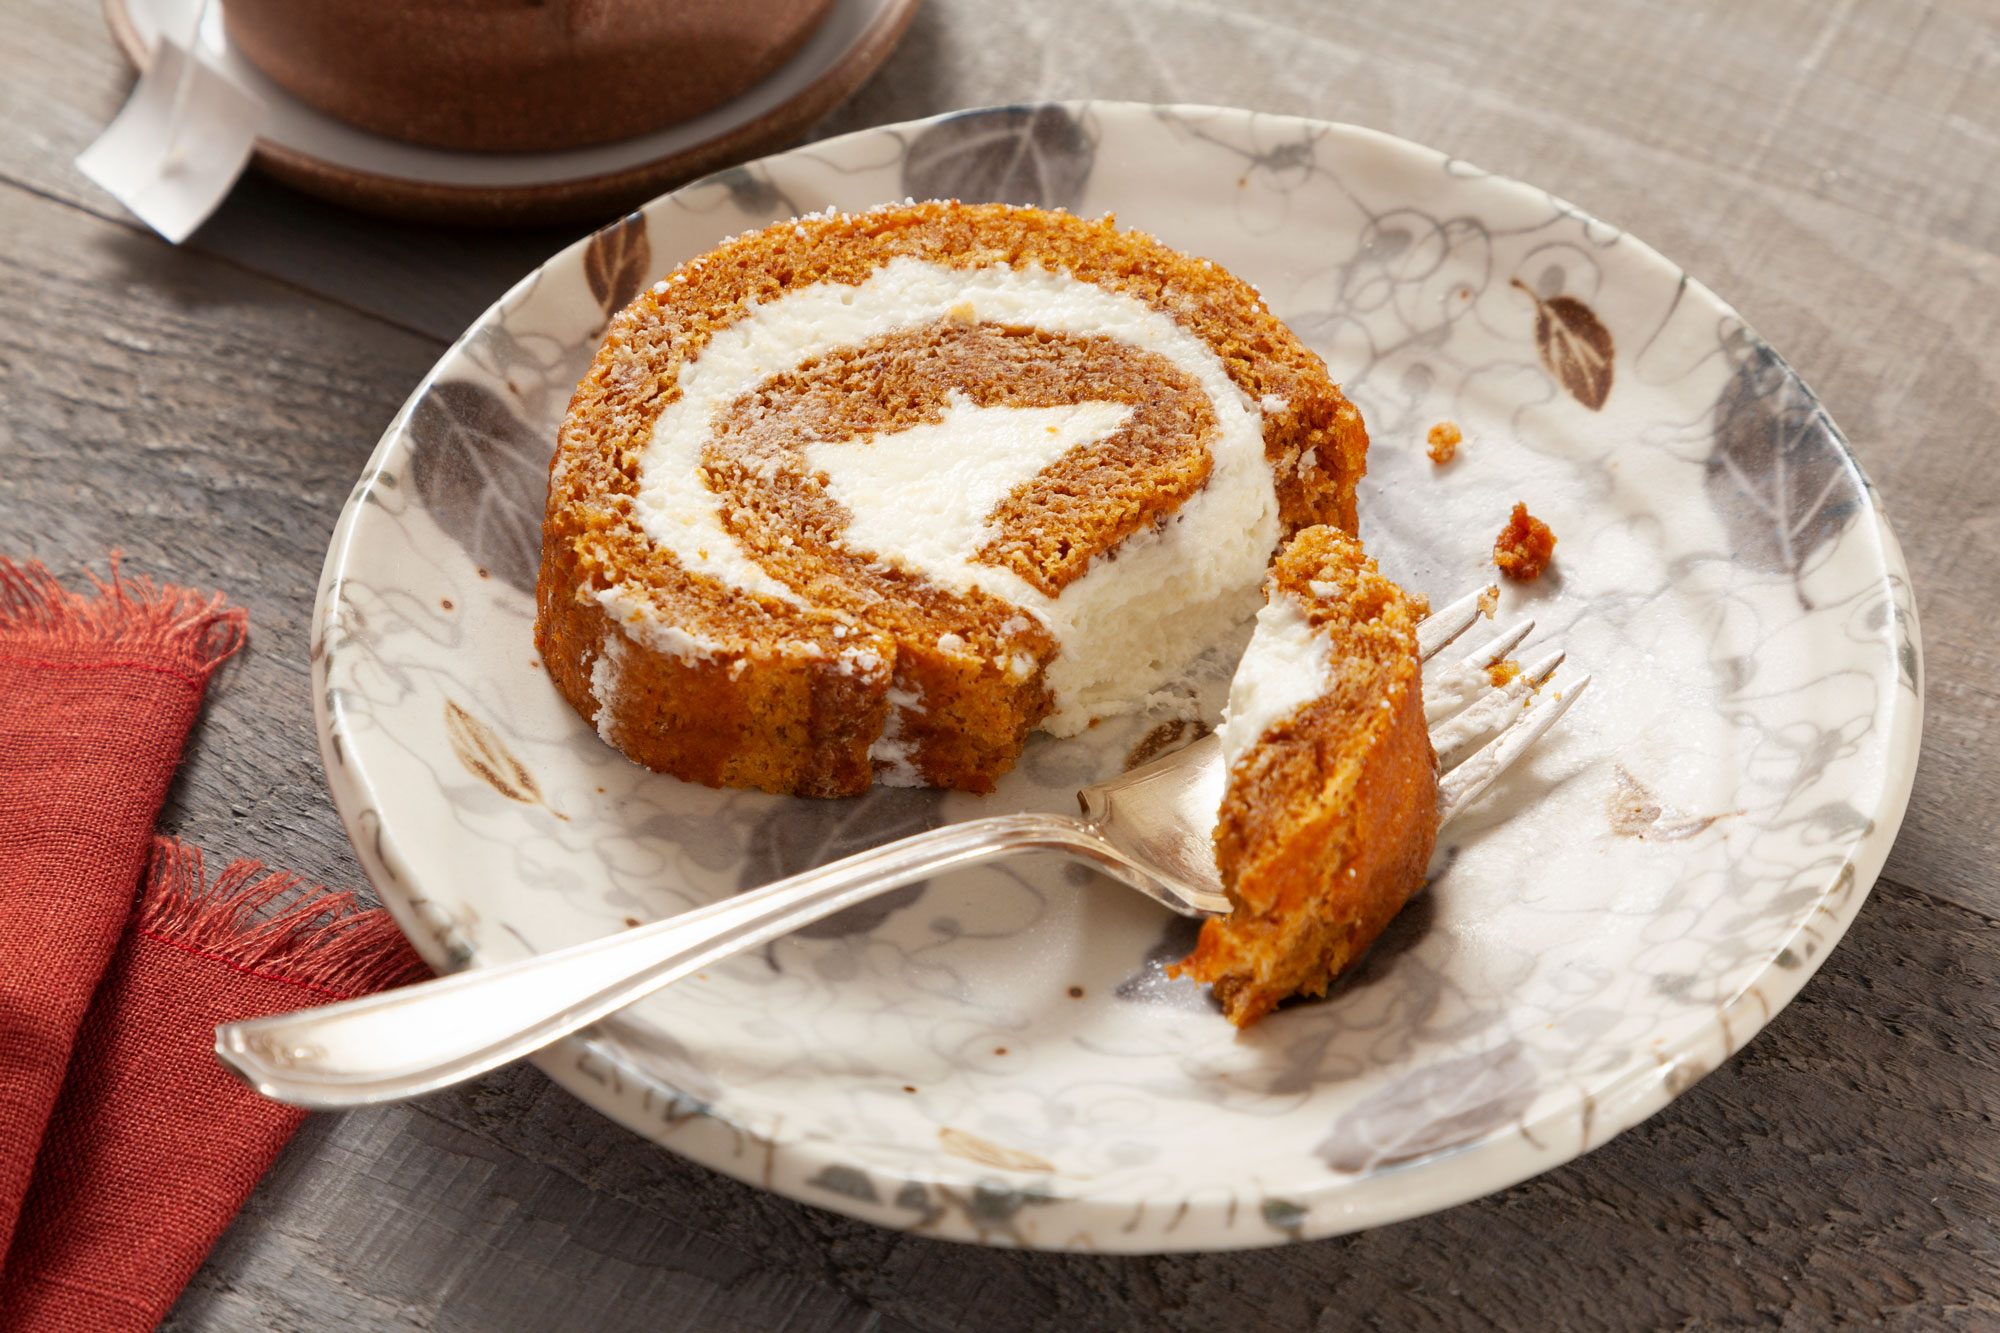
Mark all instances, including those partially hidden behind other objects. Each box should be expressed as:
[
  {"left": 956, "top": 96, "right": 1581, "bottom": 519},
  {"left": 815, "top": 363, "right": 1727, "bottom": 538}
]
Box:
[
  {"left": 1174, "top": 525, "right": 1439, "bottom": 1027},
  {"left": 537, "top": 201, "right": 1368, "bottom": 796}
]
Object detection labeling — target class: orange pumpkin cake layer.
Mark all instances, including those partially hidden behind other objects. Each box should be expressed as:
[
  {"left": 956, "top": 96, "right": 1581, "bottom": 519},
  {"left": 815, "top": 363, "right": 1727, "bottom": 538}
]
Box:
[
  {"left": 536, "top": 201, "right": 1368, "bottom": 796},
  {"left": 1175, "top": 526, "right": 1439, "bottom": 1027}
]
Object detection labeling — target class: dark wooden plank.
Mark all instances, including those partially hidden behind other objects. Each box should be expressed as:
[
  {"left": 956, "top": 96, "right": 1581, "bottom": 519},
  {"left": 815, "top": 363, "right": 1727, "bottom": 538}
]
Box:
[{"left": 168, "top": 1113, "right": 911, "bottom": 1332}]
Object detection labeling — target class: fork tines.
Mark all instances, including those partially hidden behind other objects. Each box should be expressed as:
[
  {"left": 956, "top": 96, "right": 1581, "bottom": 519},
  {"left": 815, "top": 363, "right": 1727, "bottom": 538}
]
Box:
[{"left": 1418, "top": 601, "right": 1588, "bottom": 826}]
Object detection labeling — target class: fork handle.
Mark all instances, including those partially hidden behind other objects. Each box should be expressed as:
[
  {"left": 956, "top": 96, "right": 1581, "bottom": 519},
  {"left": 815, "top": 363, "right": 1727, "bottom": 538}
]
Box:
[{"left": 216, "top": 812, "right": 1103, "bottom": 1109}]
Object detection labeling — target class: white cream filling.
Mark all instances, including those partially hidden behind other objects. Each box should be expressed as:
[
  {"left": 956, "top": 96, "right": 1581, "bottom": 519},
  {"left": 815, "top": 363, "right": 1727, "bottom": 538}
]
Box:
[
  {"left": 803, "top": 392, "right": 1133, "bottom": 609},
  {"left": 868, "top": 683, "right": 923, "bottom": 786},
  {"left": 1216, "top": 588, "right": 1335, "bottom": 772},
  {"left": 593, "top": 595, "right": 725, "bottom": 664},
  {"left": 587, "top": 634, "right": 629, "bottom": 744},
  {"left": 631, "top": 256, "right": 1280, "bottom": 735}
]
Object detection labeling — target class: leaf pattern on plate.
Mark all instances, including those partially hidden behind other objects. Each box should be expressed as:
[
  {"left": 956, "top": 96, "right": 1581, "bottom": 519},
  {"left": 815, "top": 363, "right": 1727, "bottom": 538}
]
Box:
[
  {"left": 407, "top": 380, "right": 550, "bottom": 592},
  {"left": 938, "top": 1127, "right": 1055, "bottom": 1174},
  {"left": 1609, "top": 768, "right": 1732, "bottom": 842},
  {"left": 939, "top": 1181, "right": 1056, "bottom": 1242},
  {"left": 1867, "top": 590, "right": 1921, "bottom": 694},
  {"left": 808, "top": 1164, "right": 881, "bottom": 1203},
  {"left": 1512, "top": 277, "right": 1614, "bottom": 410},
  {"left": 1123, "top": 717, "right": 1210, "bottom": 771},
  {"left": 593, "top": 1019, "right": 722, "bottom": 1108},
  {"left": 1112, "top": 914, "right": 1210, "bottom": 1010},
  {"left": 583, "top": 211, "right": 651, "bottom": 320},
  {"left": 1260, "top": 1198, "right": 1307, "bottom": 1238},
  {"left": 1704, "top": 337, "right": 1865, "bottom": 607},
  {"left": 893, "top": 1181, "right": 944, "bottom": 1227},
  {"left": 1662, "top": 1057, "right": 1709, "bottom": 1097},
  {"left": 737, "top": 786, "right": 946, "bottom": 938},
  {"left": 1316, "top": 1042, "right": 1537, "bottom": 1173},
  {"left": 706, "top": 164, "right": 798, "bottom": 220},
  {"left": 445, "top": 698, "right": 544, "bottom": 806},
  {"left": 903, "top": 106, "right": 1096, "bottom": 209}
]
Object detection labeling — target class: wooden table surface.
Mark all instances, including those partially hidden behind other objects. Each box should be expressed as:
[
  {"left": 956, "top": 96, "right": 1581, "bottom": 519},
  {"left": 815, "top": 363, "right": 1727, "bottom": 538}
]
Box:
[{"left": 4, "top": 0, "right": 1996, "bottom": 1326}]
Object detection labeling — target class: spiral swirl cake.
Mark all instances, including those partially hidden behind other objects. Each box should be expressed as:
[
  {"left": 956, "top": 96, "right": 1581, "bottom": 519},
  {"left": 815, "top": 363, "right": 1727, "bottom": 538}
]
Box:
[{"left": 536, "top": 202, "right": 1368, "bottom": 797}]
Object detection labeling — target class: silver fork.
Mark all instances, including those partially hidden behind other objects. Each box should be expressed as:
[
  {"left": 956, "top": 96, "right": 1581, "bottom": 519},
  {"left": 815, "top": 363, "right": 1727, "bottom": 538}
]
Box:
[{"left": 217, "top": 590, "right": 1588, "bottom": 1108}]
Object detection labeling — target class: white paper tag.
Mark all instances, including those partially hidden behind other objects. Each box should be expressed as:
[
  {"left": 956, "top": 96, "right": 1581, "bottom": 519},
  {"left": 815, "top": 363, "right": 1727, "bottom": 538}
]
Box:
[{"left": 77, "top": 39, "right": 264, "bottom": 244}]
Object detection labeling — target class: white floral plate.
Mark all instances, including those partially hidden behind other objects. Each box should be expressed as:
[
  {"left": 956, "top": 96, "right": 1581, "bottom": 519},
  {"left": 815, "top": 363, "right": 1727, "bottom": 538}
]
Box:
[{"left": 312, "top": 103, "right": 1923, "bottom": 1252}]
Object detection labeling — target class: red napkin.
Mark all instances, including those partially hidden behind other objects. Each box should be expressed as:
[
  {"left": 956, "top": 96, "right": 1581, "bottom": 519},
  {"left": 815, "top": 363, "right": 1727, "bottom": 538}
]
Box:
[{"left": 0, "top": 559, "right": 427, "bottom": 1331}]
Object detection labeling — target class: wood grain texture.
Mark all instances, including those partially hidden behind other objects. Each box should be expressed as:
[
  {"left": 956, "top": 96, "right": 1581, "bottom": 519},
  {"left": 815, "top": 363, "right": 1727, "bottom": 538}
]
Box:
[
  {"left": 0, "top": 179, "right": 441, "bottom": 893},
  {"left": 0, "top": 0, "right": 1995, "bottom": 1325}
]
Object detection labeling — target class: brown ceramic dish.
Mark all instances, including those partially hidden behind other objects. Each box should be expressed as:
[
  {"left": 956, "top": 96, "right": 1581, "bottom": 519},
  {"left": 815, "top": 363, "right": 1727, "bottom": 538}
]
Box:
[
  {"left": 103, "top": 0, "right": 921, "bottom": 225},
  {"left": 220, "top": 0, "right": 841, "bottom": 154}
]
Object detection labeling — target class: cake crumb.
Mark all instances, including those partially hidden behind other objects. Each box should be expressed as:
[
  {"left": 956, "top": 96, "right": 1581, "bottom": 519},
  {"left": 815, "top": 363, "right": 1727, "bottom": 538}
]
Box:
[
  {"left": 1494, "top": 502, "right": 1556, "bottom": 581},
  {"left": 1477, "top": 583, "right": 1499, "bottom": 619},
  {"left": 1426, "top": 420, "right": 1462, "bottom": 464},
  {"left": 1488, "top": 659, "right": 1520, "bottom": 687}
]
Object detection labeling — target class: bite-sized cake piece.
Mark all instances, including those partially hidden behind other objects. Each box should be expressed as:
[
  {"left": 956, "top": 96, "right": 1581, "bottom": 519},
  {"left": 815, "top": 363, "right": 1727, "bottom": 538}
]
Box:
[
  {"left": 1174, "top": 526, "right": 1438, "bottom": 1028},
  {"left": 1425, "top": 420, "right": 1462, "bottom": 465},
  {"left": 1494, "top": 501, "right": 1556, "bottom": 580},
  {"left": 537, "top": 201, "right": 1369, "bottom": 797}
]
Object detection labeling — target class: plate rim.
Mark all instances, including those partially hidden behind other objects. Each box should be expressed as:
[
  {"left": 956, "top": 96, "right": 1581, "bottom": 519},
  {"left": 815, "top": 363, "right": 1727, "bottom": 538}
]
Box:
[
  {"left": 101, "top": 0, "right": 923, "bottom": 225},
  {"left": 311, "top": 99, "right": 1926, "bottom": 1252}
]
